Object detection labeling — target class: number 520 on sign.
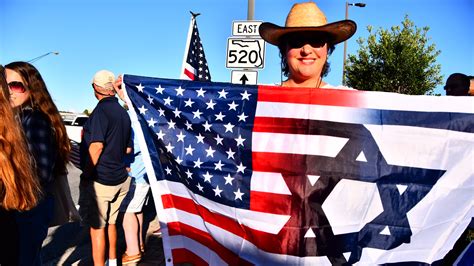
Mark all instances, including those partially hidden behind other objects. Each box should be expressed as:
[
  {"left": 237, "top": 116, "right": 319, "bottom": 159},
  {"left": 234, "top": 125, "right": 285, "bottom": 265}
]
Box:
[{"left": 226, "top": 38, "right": 265, "bottom": 69}]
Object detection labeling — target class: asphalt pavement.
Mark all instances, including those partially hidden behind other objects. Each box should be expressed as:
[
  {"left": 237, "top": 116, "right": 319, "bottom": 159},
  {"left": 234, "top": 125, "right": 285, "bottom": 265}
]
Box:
[{"left": 41, "top": 163, "right": 165, "bottom": 265}]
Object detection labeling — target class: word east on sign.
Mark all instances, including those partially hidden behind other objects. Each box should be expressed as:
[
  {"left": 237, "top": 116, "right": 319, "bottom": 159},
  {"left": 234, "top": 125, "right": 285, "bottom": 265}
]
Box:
[{"left": 226, "top": 21, "right": 265, "bottom": 69}]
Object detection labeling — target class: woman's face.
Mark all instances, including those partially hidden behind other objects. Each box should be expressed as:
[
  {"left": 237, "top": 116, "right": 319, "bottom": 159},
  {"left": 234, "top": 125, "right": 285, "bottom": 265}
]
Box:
[
  {"left": 285, "top": 32, "right": 328, "bottom": 83},
  {"left": 6, "top": 68, "right": 30, "bottom": 108}
]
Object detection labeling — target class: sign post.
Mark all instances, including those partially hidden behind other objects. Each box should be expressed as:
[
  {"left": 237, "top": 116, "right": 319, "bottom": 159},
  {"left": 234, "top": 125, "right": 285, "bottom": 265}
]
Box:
[{"left": 226, "top": 21, "right": 265, "bottom": 85}]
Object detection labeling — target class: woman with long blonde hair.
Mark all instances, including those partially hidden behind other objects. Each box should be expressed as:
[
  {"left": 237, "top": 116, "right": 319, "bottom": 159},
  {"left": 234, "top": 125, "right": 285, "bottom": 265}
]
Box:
[
  {"left": 0, "top": 65, "right": 41, "bottom": 265},
  {"left": 5, "top": 61, "right": 71, "bottom": 265}
]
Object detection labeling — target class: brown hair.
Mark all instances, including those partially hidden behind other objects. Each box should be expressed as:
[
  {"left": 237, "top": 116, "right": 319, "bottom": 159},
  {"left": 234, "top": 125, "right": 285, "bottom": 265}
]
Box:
[
  {"left": 0, "top": 65, "right": 41, "bottom": 210},
  {"left": 5, "top": 61, "right": 71, "bottom": 175}
]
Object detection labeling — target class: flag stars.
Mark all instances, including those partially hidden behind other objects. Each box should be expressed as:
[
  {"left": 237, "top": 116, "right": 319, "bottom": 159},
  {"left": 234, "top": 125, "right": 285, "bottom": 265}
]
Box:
[
  {"left": 175, "top": 156, "right": 183, "bottom": 165},
  {"left": 175, "top": 86, "right": 185, "bottom": 96},
  {"left": 193, "top": 158, "right": 203, "bottom": 168},
  {"left": 218, "top": 89, "right": 228, "bottom": 99},
  {"left": 157, "top": 108, "right": 165, "bottom": 117},
  {"left": 165, "top": 143, "right": 175, "bottom": 153},
  {"left": 147, "top": 117, "right": 157, "bottom": 127},
  {"left": 206, "top": 99, "right": 216, "bottom": 110},
  {"left": 176, "top": 131, "right": 186, "bottom": 142},
  {"left": 240, "top": 90, "right": 251, "bottom": 100},
  {"left": 203, "top": 171, "right": 213, "bottom": 183},
  {"left": 223, "top": 174, "right": 234, "bottom": 185},
  {"left": 136, "top": 84, "right": 145, "bottom": 92},
  {"left": 138, "top": 105, "right": 148, "bottom": 114},
  {"left": 164, "top": 97, "right": 173, "bottom": 106},
  {"left": 165, "top": 166, "right": 172, "bottom": 175},
  {"left": 185, "top": 169, "right": 193, "bottom": 179},
  {"left": 224, "top": 122, "right": 235, "bottom": 133},
  {"left": 167, "top": 120, "right": 176, "bottom": 129},
  {"left": 202, "top": 121, "right": 212, "bottom": 132},
  {"left": 236, "top": 162, "right": 246, "bottom": 173},
  {"left": 185, "top": 120, "right": 193, "bottom": 130},
  {"left": 237, "top": 112, "right": 248, "bottom": 122},
  {"left": 226, "top": 148, "right": 236, "bottom": 159},
  {"left": 214, "top": 160, "right": 224, "bottom": 171},
  {"left": 196, "top": 88, "right": 206, "bottom": 97},
  {"left": 147, "top": 95, "right": 154, "bottom": 104},
  {"left": 196, "top": 133, "right": 205, "bottom": 144},
  {"left": 155, "top": 85, "right": 165, "bottom": 94},
  {"left": 156, "top": 130, "right": 165, "bottom": 140},
  {"left": 214, "top": 112, "right": 226, "bottom": 121},
  {"left": 172, "top": 108, "right": 182, "bottom": 118},
  {"left": 205, "top": 146, "right": 216, "bottom": 158},
  {"left": 184, "top": 98, "right": 195, "bottom": 107},
  {"left": 213, "top": 185, "right": 223, "bottom": 197},
  {"left": 235, "top": 135, "right": 246, "bottom": 147},
  {"left": 196, "top": 183, "right": 204, "bottom": 192},
  {"left": 192, "top": 109, "right": 203, "bottom": 119},
  {"left": 214, "top": 135, "right": 224, "bottom": 145},
  {"left": 185, "top": 144, "right": 195, "bottom": 155},
  {"left": 228, "top": 101, "right": 239, "bottom": 111},
  {"left": 234, "top": 188, "right": 244, "bottom": 200}
]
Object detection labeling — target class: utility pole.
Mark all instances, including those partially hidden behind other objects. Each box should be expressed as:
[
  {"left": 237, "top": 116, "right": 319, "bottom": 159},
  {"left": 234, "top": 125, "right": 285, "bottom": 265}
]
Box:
[{"left": 248, "top": 0, "right": 254, "bottom": 20}]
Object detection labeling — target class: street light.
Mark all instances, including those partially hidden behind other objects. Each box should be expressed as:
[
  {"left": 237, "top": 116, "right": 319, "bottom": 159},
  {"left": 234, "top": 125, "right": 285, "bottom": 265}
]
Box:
[
  {"left": 342, "top": 2, "right": 365, "bottom": 85},
  {"left": 27, "top": 51, "right": 59, "bottom": 63}
]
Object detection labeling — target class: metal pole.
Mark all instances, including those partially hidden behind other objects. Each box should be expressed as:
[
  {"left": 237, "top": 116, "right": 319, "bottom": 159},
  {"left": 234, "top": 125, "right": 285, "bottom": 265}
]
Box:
[
  {"left": 342, "top": 2, "right": 349, "bottom": 85},
  {"left": 247, "top": 0, "right": 255, "bottom": 20},
  {"left": 27, "top": 51, "right": 59, "bottom": 63}
]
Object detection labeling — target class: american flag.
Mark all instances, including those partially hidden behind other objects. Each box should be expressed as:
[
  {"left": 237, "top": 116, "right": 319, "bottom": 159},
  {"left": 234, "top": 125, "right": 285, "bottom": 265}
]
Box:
[
  {"left": 180, "top": 15, "right": 211, "bottom": 81},
  {"left": 123, "top": 74, "right": 474, "bottom": 265}
]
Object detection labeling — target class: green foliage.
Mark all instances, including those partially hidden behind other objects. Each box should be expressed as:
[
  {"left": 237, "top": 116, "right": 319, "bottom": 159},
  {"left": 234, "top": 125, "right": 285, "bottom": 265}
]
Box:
[
  {"left": 83, "top": 109, "right": 90, "bottom": 116},
  {"left": 345, "top": 15, "right": 443, "bottom": 95}
]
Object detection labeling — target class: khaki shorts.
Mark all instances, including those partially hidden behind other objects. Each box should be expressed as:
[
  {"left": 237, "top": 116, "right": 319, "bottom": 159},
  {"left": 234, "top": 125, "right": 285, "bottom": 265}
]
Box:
[
  {"left": 79, "top": 177, "right": 131, "bottom": 228},
  {"left": 120, "top": 181, "right": 150, "bottom": 213}
]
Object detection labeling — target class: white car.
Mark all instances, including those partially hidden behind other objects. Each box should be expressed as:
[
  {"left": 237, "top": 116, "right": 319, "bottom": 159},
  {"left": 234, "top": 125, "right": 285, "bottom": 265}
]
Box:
[{"left": 62, "top": 114, "right": 88, "bottom": 143}]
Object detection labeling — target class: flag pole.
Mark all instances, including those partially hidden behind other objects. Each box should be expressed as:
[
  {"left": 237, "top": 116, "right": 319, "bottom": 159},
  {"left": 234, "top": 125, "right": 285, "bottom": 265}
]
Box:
[{"left": 180, "top": 12, "right": 200, "bottom": 80}]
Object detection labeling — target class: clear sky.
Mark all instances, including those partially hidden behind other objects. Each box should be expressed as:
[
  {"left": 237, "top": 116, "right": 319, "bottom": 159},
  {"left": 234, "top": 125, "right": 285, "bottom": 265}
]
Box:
[{"left": 1, "top": 0, "right": 473, "bottom": 112}]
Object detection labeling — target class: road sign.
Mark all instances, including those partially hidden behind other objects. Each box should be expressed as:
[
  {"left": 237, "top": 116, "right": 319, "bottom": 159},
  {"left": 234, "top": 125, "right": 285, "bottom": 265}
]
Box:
[
  {"left": 226, "top": 37, "right": 265, "bottom": 69},
  {"left": 231, "top": 70, "right": 258, "bottom": 85},
  {"left": 232, "top": 21, "right": 262, "bottom": 36}
]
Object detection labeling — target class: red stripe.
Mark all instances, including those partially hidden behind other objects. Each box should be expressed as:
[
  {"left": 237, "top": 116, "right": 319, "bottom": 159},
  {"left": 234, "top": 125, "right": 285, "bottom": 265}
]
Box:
[
  {"left": 161, "top": 194, "right": 291, "bottom": 254},
  {"left": 172, "top": 248, "right": 208, "bottom": 266},
  {"left": 184, "top": 68, "right": 195, "bottom": 80},
  {"left": 168, "top": 222, "right": 253, "bottom": 265},
  {"left": 257, "top": 85, "right": 364, "bottom": 107},
  {"left": 254, "top": 116, "right": 310, "bottom": 134},
  {"left": 252, "top": 151, "right": 308, "bottom": 175},
  {"left": 249, "top": 190, "right": 292, "bottom": 214}
]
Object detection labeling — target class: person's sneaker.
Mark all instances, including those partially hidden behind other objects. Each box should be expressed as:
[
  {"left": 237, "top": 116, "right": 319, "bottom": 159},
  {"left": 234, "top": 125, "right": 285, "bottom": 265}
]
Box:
[
  {"left": 152, "top": 228, "right": 162, "bottom": 237},
  {"left": 122, "top": 253, "right": 141, "bottom": 265}
]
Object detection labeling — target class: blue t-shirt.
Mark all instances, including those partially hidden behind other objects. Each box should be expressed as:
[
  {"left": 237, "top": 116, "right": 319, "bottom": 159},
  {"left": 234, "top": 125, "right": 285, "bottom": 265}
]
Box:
[
  {"left": 124, "top": 113, "right": 148, "bottom": 184},
  {"left": 80, "top": 97, "right": 132, "bottom": 185}
]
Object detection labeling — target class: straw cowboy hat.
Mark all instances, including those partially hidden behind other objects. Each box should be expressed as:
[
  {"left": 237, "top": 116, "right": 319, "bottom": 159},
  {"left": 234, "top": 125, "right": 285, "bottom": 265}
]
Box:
[{"left": 259, "top": 2, "right": 357, "bottom": 46}]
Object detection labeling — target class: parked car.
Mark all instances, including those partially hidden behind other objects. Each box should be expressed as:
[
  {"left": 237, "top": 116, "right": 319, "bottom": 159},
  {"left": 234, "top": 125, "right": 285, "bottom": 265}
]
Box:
[{"left": 61, "top": 113, "right": 88, "bottom": 143}]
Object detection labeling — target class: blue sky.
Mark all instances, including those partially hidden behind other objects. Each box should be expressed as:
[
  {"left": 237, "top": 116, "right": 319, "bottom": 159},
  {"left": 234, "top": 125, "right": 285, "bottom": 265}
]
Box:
[{"left": 1, "top": 0, "right": 473, "bottom": 112}]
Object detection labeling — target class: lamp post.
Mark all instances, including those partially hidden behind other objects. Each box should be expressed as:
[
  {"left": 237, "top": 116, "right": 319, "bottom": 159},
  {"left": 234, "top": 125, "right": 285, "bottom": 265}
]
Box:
[
  {"left": 27, "top": 51, "right": 59, "bottom": 63},
  {"left": 342, "top": 2, "right": 365, "bottom": 85}
]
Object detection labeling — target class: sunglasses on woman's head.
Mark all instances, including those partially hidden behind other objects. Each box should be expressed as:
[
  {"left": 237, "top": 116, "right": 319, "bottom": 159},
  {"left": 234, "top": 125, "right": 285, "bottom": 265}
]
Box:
[{"left": 8, "top": 81, "right": 27, "bottom": 93}]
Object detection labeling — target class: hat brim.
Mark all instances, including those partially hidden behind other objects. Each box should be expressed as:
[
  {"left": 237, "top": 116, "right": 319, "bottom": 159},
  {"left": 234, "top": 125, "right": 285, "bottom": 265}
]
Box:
[{"left": 259, "top": 20, "right": 357, "bottom": 46}]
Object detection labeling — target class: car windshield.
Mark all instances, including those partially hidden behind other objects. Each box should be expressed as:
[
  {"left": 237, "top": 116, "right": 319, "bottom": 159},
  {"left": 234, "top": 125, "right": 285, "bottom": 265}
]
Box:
[{"left": 73, "top": 117, "right": 88, "bottom": 126}]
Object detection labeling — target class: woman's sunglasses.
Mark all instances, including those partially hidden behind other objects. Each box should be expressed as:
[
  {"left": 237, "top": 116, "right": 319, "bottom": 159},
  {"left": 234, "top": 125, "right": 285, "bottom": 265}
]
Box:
[{"left": 8, "top": 81, "right": 27, "bottom": 93}]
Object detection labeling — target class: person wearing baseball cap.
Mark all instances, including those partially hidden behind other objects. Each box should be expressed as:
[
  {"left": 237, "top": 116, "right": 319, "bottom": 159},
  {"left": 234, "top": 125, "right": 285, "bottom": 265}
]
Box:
[
  {"left": 80, "top": 69, "right": 132, "bottom": 266},
  {"left": 259, "top": 1, "right": 356, "bottom": 89}
]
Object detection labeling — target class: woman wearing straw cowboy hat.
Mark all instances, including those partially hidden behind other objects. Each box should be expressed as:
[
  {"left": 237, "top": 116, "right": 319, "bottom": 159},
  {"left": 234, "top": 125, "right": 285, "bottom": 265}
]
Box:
[
  {"left": 259, "top": 1, "right": 356, "bottom": 89},
  {"left": 258, "top": 2, "right": 359, "bottom": 264}
]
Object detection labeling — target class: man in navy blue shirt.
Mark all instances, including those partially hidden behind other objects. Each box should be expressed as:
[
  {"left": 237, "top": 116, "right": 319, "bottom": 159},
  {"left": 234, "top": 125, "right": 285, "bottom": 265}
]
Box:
[{"left": 80, "top": 70, "right": 132, "bottom": 266}]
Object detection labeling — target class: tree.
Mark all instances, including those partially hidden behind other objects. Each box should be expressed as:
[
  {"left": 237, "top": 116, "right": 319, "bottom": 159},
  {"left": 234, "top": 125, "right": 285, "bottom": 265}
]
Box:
[
  {"left": 345, "top": 15, "right": 442, "bottom": 95},
  {"left": 82, "top": 109, "right": 90, "bottom": 116}
]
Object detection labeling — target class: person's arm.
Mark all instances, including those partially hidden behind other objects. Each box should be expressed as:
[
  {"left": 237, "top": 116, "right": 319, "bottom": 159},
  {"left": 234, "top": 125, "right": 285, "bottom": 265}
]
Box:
[{"left": 88, "top": 142, "right": 104, "bottom": 166}]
